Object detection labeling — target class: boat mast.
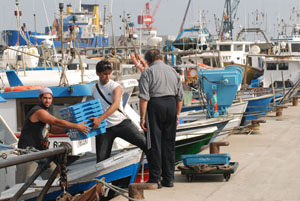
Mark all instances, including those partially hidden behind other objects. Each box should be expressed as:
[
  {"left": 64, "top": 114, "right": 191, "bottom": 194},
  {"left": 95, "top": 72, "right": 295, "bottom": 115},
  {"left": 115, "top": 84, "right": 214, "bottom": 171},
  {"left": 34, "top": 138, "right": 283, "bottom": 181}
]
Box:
[
  {"left": 102, "top": 6, "right": 106, "bottom": 57},
  {"left": 34, "top": 14, "right": 37, "bottom": 45},
  {"left": 59, "top": 3, "right": 69, "bottom": 86},
  {"left": 15, "top": 0, "right": 21, "bottom": 45},
  {"left": 108, "top": 0, "right": 117, "bottom": 55},
  {"left": 75, "top": 0, "right": 81, "bottom": 12}
]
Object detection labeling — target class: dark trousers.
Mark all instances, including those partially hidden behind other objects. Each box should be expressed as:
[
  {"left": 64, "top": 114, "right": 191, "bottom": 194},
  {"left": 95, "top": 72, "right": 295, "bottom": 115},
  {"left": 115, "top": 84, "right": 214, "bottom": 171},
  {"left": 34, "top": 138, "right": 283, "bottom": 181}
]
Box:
[
  {"left": 96, "top": 119, "right": 147, "bottom": 163},
  {"left": 147, "top": 96, "right": 177, "bottom": 182}
]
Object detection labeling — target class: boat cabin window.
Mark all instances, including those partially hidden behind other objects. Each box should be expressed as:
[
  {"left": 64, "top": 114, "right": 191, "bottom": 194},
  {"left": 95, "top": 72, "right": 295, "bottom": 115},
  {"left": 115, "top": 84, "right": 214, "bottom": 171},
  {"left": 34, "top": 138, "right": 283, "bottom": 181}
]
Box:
[
  {"left": 16, "top": 97, "right": 85, "bottom": 131},
  {"left": 219, "top": 45, "right": 231, "bottom": 51},
  {"left": 291, "top": 43, "right": 300, "bottom": 52},
  {"left": 258, "top": 57, "right": 264, "bottom": 69},
  {"left": 203, "top": 58, "right": 211, "bottom": 66},
  {"left": 248, "top": 57, "right": 252, "bottom": 66},
  {"left": 234, "top": 44, "right": 243, "bottom": 51},
  {"left": 266, "top": 63, "right": 277, "bottom": 70},
  {"left": 278, "top": 63, "right": 288, "bottom": 70},
  {"left": 245, "top": 45, "right": 250, "bottom": 52}
]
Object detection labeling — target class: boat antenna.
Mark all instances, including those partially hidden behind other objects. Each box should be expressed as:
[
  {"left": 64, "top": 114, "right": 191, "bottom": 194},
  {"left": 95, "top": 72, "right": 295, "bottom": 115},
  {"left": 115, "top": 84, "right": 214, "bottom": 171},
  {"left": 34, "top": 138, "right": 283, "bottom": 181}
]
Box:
[
  {"left": 15, "top": 0, "right": 31, "bottom": 46},
  {"left": 177, "top": 0, "right": 192, "bottom": 39},
  {"left": 108, "top": 0, "right": 117, "bottom": 56},
  {"left": 102, "top": 6, "right": 107, "bottom": 57},
  {"left": 42, "top": 0, "right": 56, "bottom": 51}
]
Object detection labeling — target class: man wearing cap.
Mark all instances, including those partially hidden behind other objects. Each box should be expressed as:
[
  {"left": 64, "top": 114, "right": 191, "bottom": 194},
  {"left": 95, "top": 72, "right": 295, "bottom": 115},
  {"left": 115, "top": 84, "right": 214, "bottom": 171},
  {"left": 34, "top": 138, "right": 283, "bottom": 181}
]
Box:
[{"left": 16, "top": 87, "right": 90, "bottom": 183}]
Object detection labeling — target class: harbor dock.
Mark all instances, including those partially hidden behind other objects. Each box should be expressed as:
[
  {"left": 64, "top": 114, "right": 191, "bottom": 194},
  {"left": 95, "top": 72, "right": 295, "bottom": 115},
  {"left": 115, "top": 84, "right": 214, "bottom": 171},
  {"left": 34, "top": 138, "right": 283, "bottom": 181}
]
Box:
[{"left": 113, "top": 100, "right": 300, "bottom": 201}]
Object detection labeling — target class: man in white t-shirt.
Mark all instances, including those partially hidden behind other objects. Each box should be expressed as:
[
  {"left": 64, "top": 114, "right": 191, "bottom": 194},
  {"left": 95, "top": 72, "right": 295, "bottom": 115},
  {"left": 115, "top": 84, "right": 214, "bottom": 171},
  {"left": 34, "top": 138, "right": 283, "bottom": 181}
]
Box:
[{"left": 90, "top": 60, "right": 147, "bottom": 162}]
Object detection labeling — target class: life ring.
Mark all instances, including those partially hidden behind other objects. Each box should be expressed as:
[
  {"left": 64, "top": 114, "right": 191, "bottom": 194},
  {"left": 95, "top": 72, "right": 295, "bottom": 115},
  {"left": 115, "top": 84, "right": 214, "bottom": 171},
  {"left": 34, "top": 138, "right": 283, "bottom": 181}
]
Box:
[
  {"left": 4, "top": 85, "right": 45, "bottom": 92},
  {"left": 187, "top": 67, "right": 198, "bottom": 78}
]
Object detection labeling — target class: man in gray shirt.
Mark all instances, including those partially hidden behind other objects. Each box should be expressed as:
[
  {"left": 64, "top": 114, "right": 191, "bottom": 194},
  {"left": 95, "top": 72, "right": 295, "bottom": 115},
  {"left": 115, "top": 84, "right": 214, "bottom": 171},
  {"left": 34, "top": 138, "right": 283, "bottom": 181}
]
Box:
[{"left": 139, "top": 49, "right": 184, "bottom": 188}]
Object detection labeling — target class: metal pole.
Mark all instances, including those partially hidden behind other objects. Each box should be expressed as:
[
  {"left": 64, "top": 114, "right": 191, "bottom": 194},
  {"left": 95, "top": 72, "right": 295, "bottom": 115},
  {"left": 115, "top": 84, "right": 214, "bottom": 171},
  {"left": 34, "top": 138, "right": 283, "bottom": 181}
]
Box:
[
  {"left": 281, "top": 71, "right": 286, "bottom": 96},
  {"left": 0, "top": 146, "right": 68, "bottom": 168},
  {"left": 109, "top": 0, "right": 117, "bottom": 55},
  {"left": 59, "top": 3, "right": 68, "bottom": 86},
  {"left": 34, "top": 13, "right": 37, "bottom": 45},
  {"left": 102, "top": 6, "right": 106, "bottom": 57}
]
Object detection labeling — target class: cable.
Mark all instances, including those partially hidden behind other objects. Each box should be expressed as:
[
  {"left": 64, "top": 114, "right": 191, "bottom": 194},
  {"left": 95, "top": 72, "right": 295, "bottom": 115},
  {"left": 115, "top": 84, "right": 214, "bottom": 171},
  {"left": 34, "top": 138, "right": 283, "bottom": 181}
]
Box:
[{"left": 93, "top": 178, "right": 143, "bottom": 201}]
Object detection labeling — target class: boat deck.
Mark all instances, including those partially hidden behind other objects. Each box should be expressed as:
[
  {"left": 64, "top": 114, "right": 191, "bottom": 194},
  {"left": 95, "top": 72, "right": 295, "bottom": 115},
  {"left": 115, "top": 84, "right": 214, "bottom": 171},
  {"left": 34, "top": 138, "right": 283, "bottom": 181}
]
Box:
[{"left": 113, "top": 99, "right": 300, "bottom": 201}]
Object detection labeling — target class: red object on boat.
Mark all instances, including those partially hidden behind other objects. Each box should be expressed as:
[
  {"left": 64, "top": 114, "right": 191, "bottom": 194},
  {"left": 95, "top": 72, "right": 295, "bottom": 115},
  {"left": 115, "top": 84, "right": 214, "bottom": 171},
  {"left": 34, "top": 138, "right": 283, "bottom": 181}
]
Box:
[
  {"left": 135, "top": 168, "right": 149, "bottom": 183},
  {"left": 4, "top": 85, "right": 45, "bottom": 92},
  {"left": 138, "top": 16, "right": 144, "bottom": 24}
]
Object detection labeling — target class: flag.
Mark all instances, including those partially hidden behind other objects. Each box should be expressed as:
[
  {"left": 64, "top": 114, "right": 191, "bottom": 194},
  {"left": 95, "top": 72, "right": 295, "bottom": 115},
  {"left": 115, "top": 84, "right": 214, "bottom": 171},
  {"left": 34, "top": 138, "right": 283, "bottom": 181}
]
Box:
[{"left": 51, "top": 18, "right": 58, "bottom": 36}]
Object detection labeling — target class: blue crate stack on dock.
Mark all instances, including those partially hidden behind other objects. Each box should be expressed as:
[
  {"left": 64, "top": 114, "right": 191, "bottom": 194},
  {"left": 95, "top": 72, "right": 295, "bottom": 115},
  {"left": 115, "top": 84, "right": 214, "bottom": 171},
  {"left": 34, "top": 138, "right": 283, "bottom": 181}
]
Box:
[
  {"left": 181, "top": 153, "right": 231, "bottom": 166},
  {"left": 60, "top": 99, "right": 106, "bottom": 141}
]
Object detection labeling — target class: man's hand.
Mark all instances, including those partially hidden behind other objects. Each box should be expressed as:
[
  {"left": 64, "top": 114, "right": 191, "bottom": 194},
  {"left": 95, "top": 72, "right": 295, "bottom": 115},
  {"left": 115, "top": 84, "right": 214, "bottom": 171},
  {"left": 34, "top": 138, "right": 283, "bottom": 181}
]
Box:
[
  {"left": 130, "top": 52, "right": 148, "bottom": 72},
  {"left": 176, "top": 115, "right": 180, "bottom": 127},
  {"left": 140, "top": 119, "right": 147, "bottom": 132},
  {"left": 90, "top": 117, "right": 102, "bottom": 130},
  {"left": 77, "top": 122, "right": 90, "bottom": 135}
]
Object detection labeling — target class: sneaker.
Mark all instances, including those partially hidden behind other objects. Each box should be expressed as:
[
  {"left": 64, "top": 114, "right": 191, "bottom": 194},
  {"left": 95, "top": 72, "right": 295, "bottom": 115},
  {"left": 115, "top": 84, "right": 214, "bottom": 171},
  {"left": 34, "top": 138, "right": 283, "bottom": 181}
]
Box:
[{"left": 161, "top": 180, "right": 174, "bottom": 187}]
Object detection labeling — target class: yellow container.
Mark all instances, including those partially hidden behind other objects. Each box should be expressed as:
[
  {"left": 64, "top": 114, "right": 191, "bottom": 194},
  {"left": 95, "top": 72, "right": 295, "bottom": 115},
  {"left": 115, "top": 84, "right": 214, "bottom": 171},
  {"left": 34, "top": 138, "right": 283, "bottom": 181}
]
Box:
[
  {"left": 67, "top": 4, "right": 72, "bottom": 15},
  {"left": 93, "top": 5, "right": 100, "bottom": 32}
]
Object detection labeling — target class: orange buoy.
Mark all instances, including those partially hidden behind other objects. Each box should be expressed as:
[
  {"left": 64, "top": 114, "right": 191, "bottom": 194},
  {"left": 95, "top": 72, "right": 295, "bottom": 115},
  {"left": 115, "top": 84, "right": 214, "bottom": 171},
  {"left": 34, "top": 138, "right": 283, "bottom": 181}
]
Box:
[{"left": 4, "top": 85, "right": 45, "bottom": 92}]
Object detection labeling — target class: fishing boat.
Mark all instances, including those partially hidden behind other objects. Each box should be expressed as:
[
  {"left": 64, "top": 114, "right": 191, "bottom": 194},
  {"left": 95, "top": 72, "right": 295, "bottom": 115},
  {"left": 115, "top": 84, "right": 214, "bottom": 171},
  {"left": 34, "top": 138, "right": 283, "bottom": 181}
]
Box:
[
  {"left": 175, "top": 117, "right": 230, "bottom": 162},
  {"left": 0, "top": 144, "right": 142, "bottom": 201},
  {"left": 2, "top": 0, "right": 108, "bottom": 48},
  {"left": 0, "top": 72, "right": 143, "bottom": 200},
  {"left": 181, "top": 100, "right": 248, "bottom": 139},
  {"left": 239, "top": 93, "right": 275, "bottom": 126},
  {"left": 262, "top": 32, "right": 300, "bottom": 88}
]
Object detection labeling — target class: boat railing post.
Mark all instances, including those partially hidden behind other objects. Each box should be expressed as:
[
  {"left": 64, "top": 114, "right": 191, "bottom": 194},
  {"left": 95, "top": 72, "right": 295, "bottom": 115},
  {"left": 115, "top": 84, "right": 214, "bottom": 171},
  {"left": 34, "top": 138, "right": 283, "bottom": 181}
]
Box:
[
  {"left": 281, "top": 71, "right": 286, "bottom": 96},
  {"left": 271, "top": 74, "right": 276, "bottom": 107}
]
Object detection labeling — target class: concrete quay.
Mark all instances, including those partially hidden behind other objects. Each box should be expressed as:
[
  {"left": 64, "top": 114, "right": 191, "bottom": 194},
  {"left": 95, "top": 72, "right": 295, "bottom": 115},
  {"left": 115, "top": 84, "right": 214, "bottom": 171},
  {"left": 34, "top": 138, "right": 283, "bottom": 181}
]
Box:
[{"left": 113, "top": 100, "right": 300, "bottom": 201}]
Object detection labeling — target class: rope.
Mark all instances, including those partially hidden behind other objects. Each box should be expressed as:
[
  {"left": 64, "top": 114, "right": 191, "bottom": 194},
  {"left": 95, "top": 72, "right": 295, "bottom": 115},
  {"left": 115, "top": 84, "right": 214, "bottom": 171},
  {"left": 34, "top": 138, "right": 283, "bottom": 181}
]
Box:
[
  {"left": 24, "top": 173, "right": 144, "bottom": 200},
  {"left": 93, "top": 179, "right": 144, "bottom": 201}
]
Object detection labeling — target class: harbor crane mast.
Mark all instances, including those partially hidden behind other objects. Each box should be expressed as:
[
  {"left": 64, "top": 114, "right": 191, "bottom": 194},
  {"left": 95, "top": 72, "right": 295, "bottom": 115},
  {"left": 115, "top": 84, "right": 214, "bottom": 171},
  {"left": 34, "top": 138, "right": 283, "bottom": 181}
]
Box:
[
  {"left": 219, "top": 0, "right": 240, "bottom": 41},
  {"left": 138, "top": 0, "right": 162, "bottom": 30}
]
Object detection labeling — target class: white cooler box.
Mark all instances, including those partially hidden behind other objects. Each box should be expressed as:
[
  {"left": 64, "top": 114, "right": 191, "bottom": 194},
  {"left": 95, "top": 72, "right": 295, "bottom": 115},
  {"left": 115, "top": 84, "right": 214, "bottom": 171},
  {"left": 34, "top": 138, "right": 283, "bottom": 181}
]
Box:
[{"left": 49, "top": 137, "right": 92, "bottom": 155}]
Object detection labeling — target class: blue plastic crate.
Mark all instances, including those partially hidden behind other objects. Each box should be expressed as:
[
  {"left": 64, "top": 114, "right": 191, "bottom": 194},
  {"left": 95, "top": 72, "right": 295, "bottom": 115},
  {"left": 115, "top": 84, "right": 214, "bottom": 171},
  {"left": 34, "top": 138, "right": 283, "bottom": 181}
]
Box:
[
  {"left": 181, "top": 153, "right": 231, "bottom": 166},
  {"left": 67, "top": 127, "right": 106, "bottom": 141},
  {"left": 59, "top": 99, "right": 107, "bottom": 140},
  {"left": 64, "top": 119, "right": 107, "bottom": 129},
  {"left": 60, "top": 105, "right": 103, "bottom": 115},
  {"left": 61, "top": 111, "right": 104, "bottom": 123},
  {"left": 59, "top": 99, "right": 100, "bottom": 111}
]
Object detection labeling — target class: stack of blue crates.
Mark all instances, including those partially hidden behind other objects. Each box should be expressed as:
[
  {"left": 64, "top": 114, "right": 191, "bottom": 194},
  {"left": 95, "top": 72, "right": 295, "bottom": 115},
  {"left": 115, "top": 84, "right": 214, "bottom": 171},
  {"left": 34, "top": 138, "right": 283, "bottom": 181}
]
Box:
[
  {"left": 181, "top": 153, "right": 231, "bottom": 166},
  {"left": 60, "top": 99, "right": 106, "bottom": 141}
]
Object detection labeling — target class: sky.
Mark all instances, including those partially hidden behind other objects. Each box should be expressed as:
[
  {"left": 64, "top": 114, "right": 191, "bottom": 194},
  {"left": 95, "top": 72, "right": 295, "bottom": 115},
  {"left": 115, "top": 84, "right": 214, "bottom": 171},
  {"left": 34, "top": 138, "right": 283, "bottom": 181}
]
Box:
[{"left": 0, "top": 0, "right": 300, "bottom": 40}]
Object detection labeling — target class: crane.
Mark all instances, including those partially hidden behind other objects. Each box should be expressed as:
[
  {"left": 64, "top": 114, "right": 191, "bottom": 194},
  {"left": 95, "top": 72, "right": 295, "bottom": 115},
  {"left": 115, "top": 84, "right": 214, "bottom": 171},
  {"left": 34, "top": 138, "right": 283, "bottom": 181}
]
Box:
[
  {"left": 177, "top": 0, "right": 192, "bottom": 38},
  {"left": 219, "top": 0, "right": 240, "bottom": 41},
  {"left": 138, "top": 0, "right": 161, "bottom": 30}
]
